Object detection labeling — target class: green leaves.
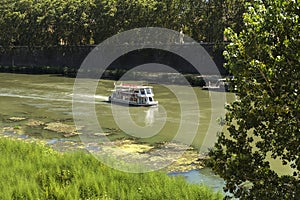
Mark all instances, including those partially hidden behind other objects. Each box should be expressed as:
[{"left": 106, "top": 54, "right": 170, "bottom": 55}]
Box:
[
  {"left": 0, "top": 0, "right": 250, "bottom": 46},
  {"left": 209, "top": 0, "right": 300, "bottom": 199}
]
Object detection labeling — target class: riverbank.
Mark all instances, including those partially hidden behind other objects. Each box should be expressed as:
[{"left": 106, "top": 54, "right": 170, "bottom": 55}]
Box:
[{"left": 0, "top": 136, "right": 223, "bottom": 199}]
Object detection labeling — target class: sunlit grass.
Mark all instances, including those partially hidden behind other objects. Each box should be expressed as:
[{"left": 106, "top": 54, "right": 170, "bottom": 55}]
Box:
[{"left": 0, "top": 137, "right": 223, "bottom": 199}]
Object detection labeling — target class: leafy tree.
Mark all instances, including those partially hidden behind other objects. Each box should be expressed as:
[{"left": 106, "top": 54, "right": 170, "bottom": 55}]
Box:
[
  {"left": 223, "top": 0, "right": 248, "bottom": 36},
  {"left": 15, "top": 0, "right": 45, "bottom": 47},
  {"left": 54, "top": 0, "right": 96, "bottom": 45},
  {"left": 0, "top": 0, "right": 263, "bottom": 46},
  {"left": 204, "top": 0, "right": 225, "bottom": 42},
  {"left": 208, "top": 0, "right": 300, "bottom": 199},
  {"left": 0, "top": 0, "right": 25, "bottom": 47},
  {"left": 179, "top": 0, "right": 207, "bottom": 41}
]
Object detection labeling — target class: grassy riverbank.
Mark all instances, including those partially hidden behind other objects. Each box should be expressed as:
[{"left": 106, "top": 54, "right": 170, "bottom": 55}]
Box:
[{"left": 0, "top": 136, "right": 222, "bottom": 200}]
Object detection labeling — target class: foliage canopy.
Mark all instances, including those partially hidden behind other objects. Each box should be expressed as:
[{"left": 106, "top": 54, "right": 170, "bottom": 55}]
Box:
[
  {"left": 209, "top": 0, "right": 300, "bottom": 199},
  {"left": 0, "top": 0, "right": 246, "bottom": 46}
]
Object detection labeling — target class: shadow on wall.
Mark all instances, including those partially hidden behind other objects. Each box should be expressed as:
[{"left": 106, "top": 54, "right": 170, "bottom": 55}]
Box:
[{"left": 0, "top": 44, "right": 227, "bottom": 75}]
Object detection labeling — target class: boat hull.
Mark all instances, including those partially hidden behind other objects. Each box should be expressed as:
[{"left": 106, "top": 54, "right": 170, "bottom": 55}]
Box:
[{"left": 109, "top": 97, "right": 158, "bottom": 107}]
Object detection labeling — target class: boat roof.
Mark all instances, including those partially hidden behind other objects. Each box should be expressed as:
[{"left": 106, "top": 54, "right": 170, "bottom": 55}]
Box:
[{"left": 115, "top": 84, "right": 153, "bottom": 89}]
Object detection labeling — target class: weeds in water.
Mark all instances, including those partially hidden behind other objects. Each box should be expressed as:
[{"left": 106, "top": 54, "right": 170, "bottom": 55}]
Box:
[{"left": 0, "top": 137, "right": 223, "bottom": 199}]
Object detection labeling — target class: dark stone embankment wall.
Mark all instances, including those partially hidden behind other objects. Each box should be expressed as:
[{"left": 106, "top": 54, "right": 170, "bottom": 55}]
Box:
[
  {"left": 0, "top": 44, "right": 227, "bottom": 75},
  {"left": 0, "top": 46, "right": 93, "bottom": 70}
]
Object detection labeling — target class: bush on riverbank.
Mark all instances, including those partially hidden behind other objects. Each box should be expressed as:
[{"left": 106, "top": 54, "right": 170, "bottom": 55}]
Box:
[{"left": 0, "top": 137, "right": 222, "bottom": 199}]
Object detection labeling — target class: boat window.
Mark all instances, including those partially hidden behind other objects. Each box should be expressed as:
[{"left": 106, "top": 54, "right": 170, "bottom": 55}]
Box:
[
  {"left": 149, "top": 97, "right": 153, "bottom": 102},
  {"left": 146, "top": 88, "right": 151, "bottom": 94},
  {"left": 140, "top": 89, "right": 145, "bottom": 95}
]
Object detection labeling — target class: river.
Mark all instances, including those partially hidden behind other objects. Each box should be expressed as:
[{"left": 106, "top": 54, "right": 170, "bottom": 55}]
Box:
[{"left": 0, "top": 73, "right": 235, "bottom": 145}]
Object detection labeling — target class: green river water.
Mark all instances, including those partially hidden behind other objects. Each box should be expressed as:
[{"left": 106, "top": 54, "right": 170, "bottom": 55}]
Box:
[{"left": 0, "top": 73, "right": 234, "bottom": 147}]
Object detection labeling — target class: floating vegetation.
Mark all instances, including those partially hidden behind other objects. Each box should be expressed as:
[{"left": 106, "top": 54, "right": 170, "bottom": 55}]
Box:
[
  {"left": 105, "top": 127, "right": 122, "bottom": 134},
  {"left": 44, "top": 122, "right": 81, "bottom": 134},
  {"left": 166, "top": 150, "right": 206, "bottom": 173},
  {"left": 92, "top": 140, "right": 205, "bottom": 172},
  {"left": 8, "top": 116, "right": 27, "bottom": 121},
  {"left": 2, "top": 126, "right": 24, "bottom": 135},
  {"left": 115, "top": 140, "right": 154, "bottom": 153},
  {"left": 63, "top": 132, "right": 81, "bottom": 138},
  {"left": 1, "top": 117, "right": 206, "bottom": 172},
  {"left": 26, "top": 119, "right": 45, "bottom": 127},
  {"left": 93, "top": 132, "right": 112, "bottom": 137}
]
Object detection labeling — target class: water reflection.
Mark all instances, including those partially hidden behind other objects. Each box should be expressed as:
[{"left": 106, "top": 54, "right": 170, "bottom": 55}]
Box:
[{"left": 144, "top": 107, "right": 158, "bottom": 126}]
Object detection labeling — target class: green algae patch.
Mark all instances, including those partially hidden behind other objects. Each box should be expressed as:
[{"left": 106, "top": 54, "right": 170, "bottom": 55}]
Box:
[
  {"left": 44, "top": 122, "right": 78, "bottom": 133},
  {"left": 114, "top": 139, "right": 154, "bottom": 153},
  {"left": 92, "top": 139, "right": 206, "bottom": 173},
  {"left": 43, "top": 122, "right": 83, "bottom": 138},
  {"left": 26, "top": 119, "right": 45, "bottom": 127},
  {"left": 8, "top": 117, "right": 27, "bottom": 122}
]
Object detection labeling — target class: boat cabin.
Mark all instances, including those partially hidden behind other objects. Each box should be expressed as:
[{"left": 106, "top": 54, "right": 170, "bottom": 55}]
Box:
[{"left": 109, "top": 84, "right": 158, "bottom": 106}]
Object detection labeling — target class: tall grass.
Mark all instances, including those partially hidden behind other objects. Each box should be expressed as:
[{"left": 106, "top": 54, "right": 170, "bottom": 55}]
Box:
[{"left": 0, "top": 137, "right": 223, "bottom": 199}]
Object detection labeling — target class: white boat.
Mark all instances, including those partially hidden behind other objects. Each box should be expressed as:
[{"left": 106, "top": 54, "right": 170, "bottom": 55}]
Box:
[
  {"left": 202, "top": 77, "right": 237, "bottom": 92},
  {"left": 109, "top": 83, "right": 158, "bottom": 106},
  {"left": 202, "top": 79, "right": 228, "bottom": 90}
]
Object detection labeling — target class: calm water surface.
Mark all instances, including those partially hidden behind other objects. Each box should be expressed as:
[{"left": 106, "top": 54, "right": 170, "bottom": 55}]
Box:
[{"left": 0, "top": 73, "right": 234, "bottom": 147}]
